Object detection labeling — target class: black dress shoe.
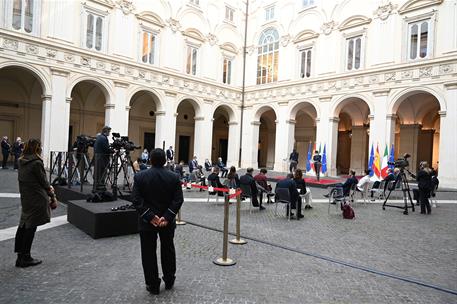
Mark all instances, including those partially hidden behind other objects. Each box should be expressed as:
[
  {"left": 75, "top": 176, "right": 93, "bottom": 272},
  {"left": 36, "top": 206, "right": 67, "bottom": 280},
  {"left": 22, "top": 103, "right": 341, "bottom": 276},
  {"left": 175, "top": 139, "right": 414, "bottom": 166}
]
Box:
[
  {"left": 287, "top": 212, "right": 295, "bottom": 217},
  {"left": 146, "top": 284, "right": 160, "bottom": 295},
  {"left": 259, "top": 205, "right": 266, "bottom": 210},
  {"left": 15, "top": 256, "right": 42, "bottom": 268},
  {"left": 298, "top": 214, "right": 304, "bottom": 219},
  {"left": 163, "top": 276, "right": 175, "bottom": 290}
]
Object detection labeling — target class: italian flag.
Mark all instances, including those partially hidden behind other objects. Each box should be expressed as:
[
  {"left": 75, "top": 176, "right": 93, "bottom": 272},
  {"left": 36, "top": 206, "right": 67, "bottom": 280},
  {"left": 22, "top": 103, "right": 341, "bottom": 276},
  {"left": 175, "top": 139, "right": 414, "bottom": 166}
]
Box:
[
  {"left": 381, "top": 145, "right": 389, "bottom": 178},
  {"left": 373, "top": 143, "right": 381, "bottom": 179}
]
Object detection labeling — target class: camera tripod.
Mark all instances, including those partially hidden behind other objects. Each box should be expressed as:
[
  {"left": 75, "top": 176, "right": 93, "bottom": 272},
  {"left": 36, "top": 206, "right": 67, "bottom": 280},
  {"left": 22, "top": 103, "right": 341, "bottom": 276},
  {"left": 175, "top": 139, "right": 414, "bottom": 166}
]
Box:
[
  {"left": 104, "top": 150, "right": 135, "bottom": 200},
  {"left": 382, "top": 169, "right": 415, "bottom": 215}
]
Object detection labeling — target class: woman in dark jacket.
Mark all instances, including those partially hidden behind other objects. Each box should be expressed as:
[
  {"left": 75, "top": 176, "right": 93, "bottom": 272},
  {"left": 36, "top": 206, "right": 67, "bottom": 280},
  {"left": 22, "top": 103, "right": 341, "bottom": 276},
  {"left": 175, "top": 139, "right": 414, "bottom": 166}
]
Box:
[
  {"left": 14, "top": 139, "right": 57, "bottom": 267},
  {"left": 417, "top": 161, "right": 433, "bottom": 214},
  {"left": 226, "top": 166, "right": 240, "bottom": 189}
]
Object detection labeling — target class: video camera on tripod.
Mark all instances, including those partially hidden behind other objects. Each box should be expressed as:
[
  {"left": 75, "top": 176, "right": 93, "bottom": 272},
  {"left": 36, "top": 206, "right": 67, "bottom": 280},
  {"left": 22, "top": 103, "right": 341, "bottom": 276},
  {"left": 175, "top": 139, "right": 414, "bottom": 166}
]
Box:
[
  {"left": 73, "top": 135, "right": 96, "bottom": 154},
  {"left": 383, "top": 153, "right": 415, "bottom": 214},
  {"left": 110, "top": 133, "right": 141, "bottom": 153},
  {"left": 388, "top": 153, "right": 410, "bottom": 170}
]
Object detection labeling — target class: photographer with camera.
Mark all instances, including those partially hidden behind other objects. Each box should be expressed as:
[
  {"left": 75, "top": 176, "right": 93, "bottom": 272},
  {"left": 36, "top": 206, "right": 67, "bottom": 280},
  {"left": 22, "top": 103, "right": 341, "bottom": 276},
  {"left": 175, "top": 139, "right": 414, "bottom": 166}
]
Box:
[{"left": 93, "top": 126, "right": 111, "bottom": 193}]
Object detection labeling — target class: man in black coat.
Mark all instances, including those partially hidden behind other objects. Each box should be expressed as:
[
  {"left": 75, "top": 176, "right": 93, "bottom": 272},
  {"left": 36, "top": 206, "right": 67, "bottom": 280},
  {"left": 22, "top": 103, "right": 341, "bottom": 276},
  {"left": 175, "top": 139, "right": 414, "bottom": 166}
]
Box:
[
  {"left": 166, "top": 146, "right": 174, "bottom": 163},
  {"left": 289, "top": 149, "right": 299, "bottom": 173},
  {"left": 240, "top": 168, "right": 264, "bottom": 210},
  {"left": 313, "top": 151, "right": 322, "bottom": 181},
  {"left": 93, "top": 126, "right": 111, "bottom": 192},
  {"left": 276, "top": 174, "right": 303, "bottom": 219},
  {"left": 132, "top": 148, "right": 184, "bottom": 295},
  {"left": 2, "top": 136, "right": 11, "bottom": 169}
]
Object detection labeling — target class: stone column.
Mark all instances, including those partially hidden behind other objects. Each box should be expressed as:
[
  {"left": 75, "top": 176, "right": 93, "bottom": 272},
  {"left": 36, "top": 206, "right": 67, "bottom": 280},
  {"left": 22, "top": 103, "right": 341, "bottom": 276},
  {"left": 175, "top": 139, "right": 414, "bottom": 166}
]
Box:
[
  {"left": 194, "top": 116, "right": 211, "bottom": 162},
  {"left": 248, "top": 121, "right": 261, "bottom": 169},
  {"left": 371, "top": 89, "right": 391, "bottom": 149},
  {"left": 43, "top": 68, "right": 70, "bottom": 167},
  {"left": 327, "top": 117, "right": 340, "bottom": 176},
  {"left": 438, "top": 82, "right": 457, "bottom": 188},
  {"left": 105, "top": 81, "right": 129, "bottom": 135},
  {"left": 240, "top": 107, "right": 257, "bottom": 168},
  {"left": 350, "top": 125, "right": 369, "bottom": 174},
  {"left": 40, "top": 94, "right": 52, "bottom": 167},
  {"left": 385, "top": 114, "right": 397, "bottom": 154},
  {"left": 155, "top": 91, "right": 177, "bottom": 149},
  {"left": 273, "top": 118, "right": 295, "bottom": 172},
  {"left": 227, "top": 121, "right": 239, "bottom": 167}
]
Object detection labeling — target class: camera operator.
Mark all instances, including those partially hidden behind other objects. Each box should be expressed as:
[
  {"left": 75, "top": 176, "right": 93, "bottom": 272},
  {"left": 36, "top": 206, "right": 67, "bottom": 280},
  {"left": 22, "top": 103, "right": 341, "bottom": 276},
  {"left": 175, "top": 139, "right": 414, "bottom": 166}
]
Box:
[
  {"left": 93, "top": 126, "right": 111, "bottom": 192},
  {"left": 416, "top": 161, "right": 433, "bottom": 215}
]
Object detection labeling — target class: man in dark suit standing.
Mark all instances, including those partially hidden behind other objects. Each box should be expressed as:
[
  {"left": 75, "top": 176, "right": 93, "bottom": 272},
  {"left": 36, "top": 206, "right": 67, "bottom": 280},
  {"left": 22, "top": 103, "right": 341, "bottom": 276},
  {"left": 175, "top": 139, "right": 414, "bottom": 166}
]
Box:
[
  {"left": 132, "top": 148, "right": 184, "bottom": 295},
  {"left": 1, "top": 136, "right": 11, "bottom": 169},
  {"left": 93, "top": 126, "right": 111, "bottom": 192},
  {"left": 313, "top": 150, "right": 322, "bottom": 181},
  {"left": 289, "top": 149, "right": 299, "bottom": 173},
  {"left": 166, "top": 146, "right": 174, "bottom": 163}
]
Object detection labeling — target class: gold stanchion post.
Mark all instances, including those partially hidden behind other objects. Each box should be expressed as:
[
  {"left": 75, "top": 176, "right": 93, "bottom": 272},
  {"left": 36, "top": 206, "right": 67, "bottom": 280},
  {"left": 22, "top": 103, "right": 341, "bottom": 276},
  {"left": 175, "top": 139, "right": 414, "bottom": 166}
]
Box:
[
  {"left": 230, "top": 193, "right": 247, "bottom": 245},
  {"left": 213, "top": 194, "right": 236, "bottom": 266},
  {"left": 175, "top": 210, "right": 186, "bottom": 225}
]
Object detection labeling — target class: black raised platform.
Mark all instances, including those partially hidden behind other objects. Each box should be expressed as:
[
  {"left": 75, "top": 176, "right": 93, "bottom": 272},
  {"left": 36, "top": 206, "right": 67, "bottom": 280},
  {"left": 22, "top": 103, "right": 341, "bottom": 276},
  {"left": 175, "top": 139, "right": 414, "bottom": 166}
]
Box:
[{"left": 67, "top": 200, "right": 138, "bottom": 239}]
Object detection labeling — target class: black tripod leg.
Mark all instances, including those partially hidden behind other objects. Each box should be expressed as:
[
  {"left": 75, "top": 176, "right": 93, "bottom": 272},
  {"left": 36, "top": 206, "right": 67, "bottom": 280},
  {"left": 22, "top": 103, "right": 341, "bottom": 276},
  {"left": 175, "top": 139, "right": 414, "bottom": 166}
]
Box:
[
  {"left": 382, "top": 188, "right": 393, "bottom": 210},
  {"left": 407, "top": 188, "right": 414, "bottom": 212}
]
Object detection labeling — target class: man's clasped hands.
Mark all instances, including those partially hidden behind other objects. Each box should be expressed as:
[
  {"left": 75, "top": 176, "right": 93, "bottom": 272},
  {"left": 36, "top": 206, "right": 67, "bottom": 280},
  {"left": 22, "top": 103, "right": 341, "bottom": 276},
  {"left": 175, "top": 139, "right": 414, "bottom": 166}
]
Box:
[{"left": 150, "top": 215, "right": 169, "bottom": 228}]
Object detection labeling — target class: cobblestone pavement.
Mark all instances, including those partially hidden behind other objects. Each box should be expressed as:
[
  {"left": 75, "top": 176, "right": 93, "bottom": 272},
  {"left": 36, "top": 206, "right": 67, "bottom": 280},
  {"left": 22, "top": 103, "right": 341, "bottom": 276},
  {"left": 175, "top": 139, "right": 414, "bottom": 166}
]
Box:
[{"left": 1, "top": 169, "right": 456, "bottom": 303}]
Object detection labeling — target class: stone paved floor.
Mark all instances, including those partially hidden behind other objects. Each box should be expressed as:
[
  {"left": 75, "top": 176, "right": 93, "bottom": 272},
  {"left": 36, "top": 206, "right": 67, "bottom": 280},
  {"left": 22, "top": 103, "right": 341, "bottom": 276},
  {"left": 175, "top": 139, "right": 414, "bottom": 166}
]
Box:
[{"left": 1, "top": 169, "right": 456, "bottom": 303}]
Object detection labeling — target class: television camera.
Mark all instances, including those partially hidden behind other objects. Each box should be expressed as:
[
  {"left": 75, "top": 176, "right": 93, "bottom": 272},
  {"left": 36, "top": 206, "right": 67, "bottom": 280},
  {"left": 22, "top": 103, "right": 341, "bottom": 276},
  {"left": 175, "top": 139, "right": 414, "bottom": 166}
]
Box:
[
  {"left": 111, "top": 132, "right": 141, "bottom": 152},
  {"left": 73, "top": 135, "right": 96, "bottom": 153},
  {"left": 387, "top": 153, "right": 411, "bottom": 170}
]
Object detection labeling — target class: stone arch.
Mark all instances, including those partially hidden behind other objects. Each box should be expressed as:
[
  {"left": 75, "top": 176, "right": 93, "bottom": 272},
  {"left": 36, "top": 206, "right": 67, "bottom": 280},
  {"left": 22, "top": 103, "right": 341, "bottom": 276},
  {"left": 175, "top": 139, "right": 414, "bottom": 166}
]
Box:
[
  {"left": 66, "top": 75, "right": 113, "bottom": 104},
  {"left": 0, "top": 61, "right": 51, "bottom": 95},
  {"left": 389, "top": 87, "right": 444, "bottom": 170},
  {"left": 330, "top": 93, "right": 374, "bottom": 119},
  {"left": 289, "top": 99, "right": 320, "bottom": 120},
  {"left": 253, "top": 104, "right": 278, "bottom": 121},
  {"left": 127, "top": 87, "right": 164, "bottom": 111},
  {"left": 388, "top": 86, "right": 446, "bottom": 115},
  {"left": 174, "top": 95, "right": 203, "bottom": 117},
  {"left": 0, "top": 62, "right": 48, "bottom": 148},
  {"left": 211, "top": 103, "right": 237, "bottom": 122}
]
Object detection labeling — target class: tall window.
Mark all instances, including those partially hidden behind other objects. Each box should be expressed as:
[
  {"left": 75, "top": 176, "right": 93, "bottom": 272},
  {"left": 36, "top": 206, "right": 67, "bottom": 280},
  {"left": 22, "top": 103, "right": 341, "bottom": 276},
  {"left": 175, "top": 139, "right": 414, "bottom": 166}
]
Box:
[
  {"left": 303, "top": 0, "right": 314, "bottom": 7},
  {"left": 186, "top": 46, "right": 198, "bottom": 75},
  {"left": 346, "top": 36, "right": 362, "bottom": 71},
  {"left": 408, "top": 20, "right": 430, "bottom": 60},
  {"left": 225, "top": 6, "right": 234, "bottom": 22},
  {"left": 256, "top": 28, "right": 279, "bottom": 84},
  {"left": 86, "top": 13, "right": 104, "bottom": 51},
  {"left": 299, "top": 48, "right": 312, "bottom": 78},
  {"left": 223, "top": 58, "right": 232, "bottom": 84},
  {"left": 265, "top": 6, "right": 275, "bottom": 21},
  {"left": 141, "top": 31, "right": 156, "bottom": 64},
  {"left": 12, "top": 0, "right": 34, "bottom": 33}
]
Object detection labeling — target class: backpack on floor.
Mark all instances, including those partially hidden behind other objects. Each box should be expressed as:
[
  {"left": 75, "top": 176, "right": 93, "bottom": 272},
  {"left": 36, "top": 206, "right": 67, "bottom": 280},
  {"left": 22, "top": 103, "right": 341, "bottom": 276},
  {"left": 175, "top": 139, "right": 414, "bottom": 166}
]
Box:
[{"left": 341, "top": 202, "right": 355, "bottom": 219}]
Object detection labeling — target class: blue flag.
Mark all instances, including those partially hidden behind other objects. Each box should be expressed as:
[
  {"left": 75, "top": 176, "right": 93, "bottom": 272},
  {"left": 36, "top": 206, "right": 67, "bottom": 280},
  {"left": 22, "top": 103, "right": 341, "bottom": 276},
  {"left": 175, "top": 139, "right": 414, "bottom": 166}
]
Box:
[
  {"left": 389, "top": 144, "right": 395, "bottom": 169},
  {"left": 306, "top": 142, "right": 312, "bottom": 172},
  {"left": 322, "top": 144, "right": 327, "bottom": 174},
  {"left": 368, "top": 144, "right": 374, "bottom": 176}
]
